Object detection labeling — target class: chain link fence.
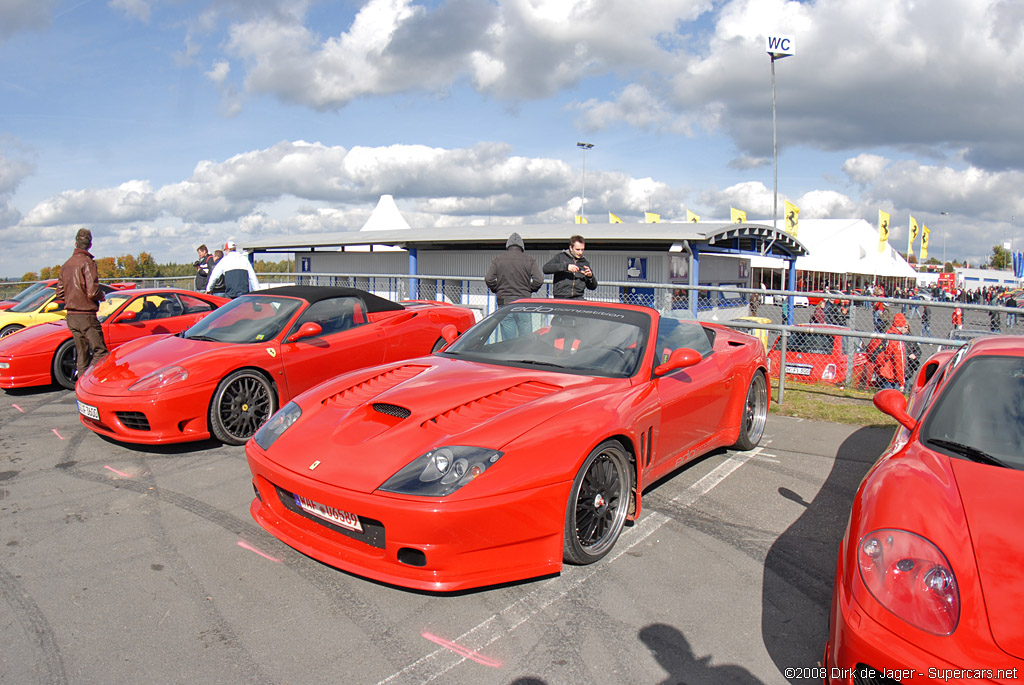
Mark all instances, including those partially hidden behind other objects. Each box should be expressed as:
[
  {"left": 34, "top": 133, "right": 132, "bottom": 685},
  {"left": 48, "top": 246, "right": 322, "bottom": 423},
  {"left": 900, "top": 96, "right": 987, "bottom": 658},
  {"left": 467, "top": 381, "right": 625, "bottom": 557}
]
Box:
[{"left": 6, "top": 272, "right": 1018, "bottom": 402}]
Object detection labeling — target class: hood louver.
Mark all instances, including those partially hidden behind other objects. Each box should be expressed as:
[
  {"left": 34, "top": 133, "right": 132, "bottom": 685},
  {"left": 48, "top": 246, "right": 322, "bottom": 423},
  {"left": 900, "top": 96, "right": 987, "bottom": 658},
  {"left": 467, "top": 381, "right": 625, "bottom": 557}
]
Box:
[
  {"left": 323, "top": 365, "right": 429, "bottom": 409},
  {"left": 424, "top": 381, "right": 560, "bottom": 432}
]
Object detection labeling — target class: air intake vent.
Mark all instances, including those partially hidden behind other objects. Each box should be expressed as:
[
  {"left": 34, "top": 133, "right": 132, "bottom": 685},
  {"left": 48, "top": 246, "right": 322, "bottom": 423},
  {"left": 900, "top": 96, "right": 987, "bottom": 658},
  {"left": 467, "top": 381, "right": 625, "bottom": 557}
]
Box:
[
  {"left": 424, "top": 381, "right": 560, "bottom": 432},
  {"left": 323, "top": 365, "right": 429, "bottom": 409},
  {"left": 373, "top": 403, "right": 411, "bottom": 419}
]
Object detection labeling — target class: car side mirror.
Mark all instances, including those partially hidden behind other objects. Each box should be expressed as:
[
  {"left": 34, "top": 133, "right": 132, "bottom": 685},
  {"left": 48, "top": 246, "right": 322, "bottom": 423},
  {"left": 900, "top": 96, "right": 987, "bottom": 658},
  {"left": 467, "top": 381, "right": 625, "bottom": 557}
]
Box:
[
  {"left": 44, "top": 302, "right": 62, "bottom": 313},
  {"left": 654, "top": 348, "right": 703, "bottom": 376},
  {"left": 873, "top": 388, "right": 916, "bottom": 431},
  {"left": 441, "top": 324, "right": 459, "bottom": 344},
  {"left": 287, "top": 321, "right": 322, "bottom": 342},
  {"left": 116, "top": 310, "right": 138, "bottom": 322}
]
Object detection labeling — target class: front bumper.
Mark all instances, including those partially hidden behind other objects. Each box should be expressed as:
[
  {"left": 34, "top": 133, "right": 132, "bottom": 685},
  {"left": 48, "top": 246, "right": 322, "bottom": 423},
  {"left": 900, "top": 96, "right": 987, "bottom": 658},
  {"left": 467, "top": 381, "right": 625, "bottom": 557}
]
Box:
[
  {"left": 75, "top": 381, "right": 214, "bottom": 444},
  {"left": 246, "top": 443, "right": 569, "bottom": 592}
]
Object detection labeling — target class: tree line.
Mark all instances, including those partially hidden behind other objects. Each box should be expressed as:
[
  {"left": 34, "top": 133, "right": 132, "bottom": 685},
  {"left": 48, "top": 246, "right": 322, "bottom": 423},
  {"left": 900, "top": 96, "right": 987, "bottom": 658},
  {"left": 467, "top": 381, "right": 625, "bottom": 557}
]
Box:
[{"left": 22, "top": 253, "right": 295, "bottom": 282}]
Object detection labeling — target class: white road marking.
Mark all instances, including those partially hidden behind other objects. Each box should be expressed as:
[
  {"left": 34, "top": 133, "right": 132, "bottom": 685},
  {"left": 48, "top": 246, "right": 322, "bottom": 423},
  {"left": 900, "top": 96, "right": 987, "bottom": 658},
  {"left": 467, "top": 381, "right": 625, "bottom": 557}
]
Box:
[{"left": 377, "top": 446, "right": 763, "bottom": 685}]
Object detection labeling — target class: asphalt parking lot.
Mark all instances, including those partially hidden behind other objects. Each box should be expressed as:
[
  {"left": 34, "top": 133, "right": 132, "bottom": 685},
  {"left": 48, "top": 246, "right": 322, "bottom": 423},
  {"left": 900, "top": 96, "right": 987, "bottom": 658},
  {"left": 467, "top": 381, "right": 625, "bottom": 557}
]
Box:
[{"left": 1, "top": 386, "right": 892, "bottom": 685}]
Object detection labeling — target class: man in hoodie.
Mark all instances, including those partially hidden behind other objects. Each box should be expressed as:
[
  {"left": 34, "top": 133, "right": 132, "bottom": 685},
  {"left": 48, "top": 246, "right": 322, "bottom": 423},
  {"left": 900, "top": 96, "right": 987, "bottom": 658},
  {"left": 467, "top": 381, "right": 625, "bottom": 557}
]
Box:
[
  {"left": 543, "top": 234, "right": 597, "bottom": 299},
  {"left": 206, "top": 240, "right": 259, "bottom": 299},
  {"left": 485, "top": 232, "right": 544, "bottom": 340}
]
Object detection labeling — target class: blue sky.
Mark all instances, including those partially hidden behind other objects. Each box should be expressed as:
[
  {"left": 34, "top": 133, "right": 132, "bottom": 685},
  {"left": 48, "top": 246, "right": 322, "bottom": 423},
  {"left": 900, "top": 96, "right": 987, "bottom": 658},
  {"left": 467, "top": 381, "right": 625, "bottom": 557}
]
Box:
[{"left": 2, "top": 0, "right": 1024, "bottom": 277}]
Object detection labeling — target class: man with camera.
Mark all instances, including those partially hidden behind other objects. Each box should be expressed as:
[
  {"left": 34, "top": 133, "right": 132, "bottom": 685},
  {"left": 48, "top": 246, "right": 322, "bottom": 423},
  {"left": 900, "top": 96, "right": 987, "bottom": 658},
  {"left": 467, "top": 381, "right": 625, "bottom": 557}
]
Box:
[
  {"left": 194, "top": 244, "right": 215, "bottom": 291},
  {"left": 543, "top": 235, "right": 597, "bottom": 299}
]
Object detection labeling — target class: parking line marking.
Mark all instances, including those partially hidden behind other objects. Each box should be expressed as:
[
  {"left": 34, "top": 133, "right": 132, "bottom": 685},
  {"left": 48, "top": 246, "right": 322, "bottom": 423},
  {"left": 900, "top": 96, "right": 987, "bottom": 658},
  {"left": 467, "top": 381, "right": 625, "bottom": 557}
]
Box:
[
  {"left": 52, "top": 429, "right": 64, "bottom": 440},
  {"left": 237, "top": 540, "right": 281, "bottom": 563},
  {"left": 377, "top": 447, "right": 761, "bottom": 684},
  {"left": 104, "top": 465, "right": 132, "bottom": 478},
  {"left": 420, "top": 632, "right": 502, "bottom": 668},
  {"left": 12, "top": 404, "right": 24, "bottom": 412}
]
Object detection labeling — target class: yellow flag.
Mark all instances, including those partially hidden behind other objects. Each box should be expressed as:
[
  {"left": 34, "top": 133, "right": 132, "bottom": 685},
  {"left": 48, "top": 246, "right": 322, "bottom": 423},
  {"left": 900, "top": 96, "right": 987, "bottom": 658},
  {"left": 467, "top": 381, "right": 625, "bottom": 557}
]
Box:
[
  {"left": 731, "top": 207, "right": 746, "bottom": 223},
  {"left": 784, "top": 200, "right": 799, "bottom": 237},
  {"left": 609, "top": 212, "right": 622, "bottom": 224},
  {"left": 908, "top": 215, "right": 920, "bottom": 258},
  {"left": 921, "top": 225, "right": 930, "bottom": 261},
  {"left": 878, "top": 210, "right": 890, "bottom": 252},
  {"left": 645, "top": 212, "right": 660, "bottom": 223},
  {"left": 575, "top": 215, "right": 588, "bottom": 224},
  {"left": 686, "top": 209, "right": 700, "bottom": 223}
]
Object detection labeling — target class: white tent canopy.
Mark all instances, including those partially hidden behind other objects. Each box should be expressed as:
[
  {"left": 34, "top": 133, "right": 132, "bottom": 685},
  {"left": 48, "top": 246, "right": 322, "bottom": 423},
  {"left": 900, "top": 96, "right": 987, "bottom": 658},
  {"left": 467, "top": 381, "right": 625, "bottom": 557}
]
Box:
[
  {"left": 360, "top": 194, "right": 411, "bottom": 231},
  {"left": 748, "top": 219, "right": 917, "bottom": 278}
]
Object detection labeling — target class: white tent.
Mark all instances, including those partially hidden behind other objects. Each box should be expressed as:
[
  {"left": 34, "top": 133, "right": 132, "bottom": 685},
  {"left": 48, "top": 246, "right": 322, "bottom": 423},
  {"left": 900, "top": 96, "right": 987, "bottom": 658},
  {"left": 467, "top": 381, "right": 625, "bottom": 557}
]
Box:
[
  {"left": 749, "top": 219, "right": 917, "bottom": 278},
  {"left": 360, "top": 194, "right": 411, "bottom": 231}
]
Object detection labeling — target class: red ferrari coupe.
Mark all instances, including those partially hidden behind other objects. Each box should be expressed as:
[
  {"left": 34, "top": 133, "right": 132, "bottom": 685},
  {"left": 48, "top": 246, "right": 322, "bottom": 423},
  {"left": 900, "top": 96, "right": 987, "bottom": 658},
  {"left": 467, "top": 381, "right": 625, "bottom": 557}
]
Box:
[
  {"left": 75, "top": 286, "right": 476, "bottom": 446},
  {"left": 245, "top": 300, "right": 770, "bottom": 591},
  {"left": 767, "top": 324, "right": 868, "bottom": 387},
  {"left": 825, "top": 336, "right": 1024, "bottom": 683},
  {"left": 0, "top": 288, "right": 227, "bottom": 390}
]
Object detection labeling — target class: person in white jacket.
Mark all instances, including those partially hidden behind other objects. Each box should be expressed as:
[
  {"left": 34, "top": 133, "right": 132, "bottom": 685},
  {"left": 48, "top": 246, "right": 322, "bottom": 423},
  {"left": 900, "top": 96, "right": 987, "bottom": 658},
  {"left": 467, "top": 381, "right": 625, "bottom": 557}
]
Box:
[{"left": 206, "top": 240, "right": 259, "bottom": 298}]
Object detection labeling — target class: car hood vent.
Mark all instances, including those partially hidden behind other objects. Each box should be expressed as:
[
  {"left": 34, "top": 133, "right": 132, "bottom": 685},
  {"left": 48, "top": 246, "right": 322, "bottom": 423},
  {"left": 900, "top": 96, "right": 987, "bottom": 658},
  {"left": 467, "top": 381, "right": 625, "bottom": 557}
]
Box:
[
  {"left": 373, "top": 402, "right": 411, "bottom": 419},
  {"left": 423, "top": 380, "right": 560, "bottom": 432},
  {"left": 323, "top": 365, "right": 430, "bottom": 409}
]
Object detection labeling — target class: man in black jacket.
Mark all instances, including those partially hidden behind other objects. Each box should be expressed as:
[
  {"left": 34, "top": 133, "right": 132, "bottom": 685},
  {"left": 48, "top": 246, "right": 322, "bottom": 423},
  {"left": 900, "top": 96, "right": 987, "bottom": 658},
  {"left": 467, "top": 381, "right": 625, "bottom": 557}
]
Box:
[
  {"left": 543, "top": 235, "right": 597, "bottom": 299},
  {"left": 485, "top": 232, "right": 544, "bottom": 340}
]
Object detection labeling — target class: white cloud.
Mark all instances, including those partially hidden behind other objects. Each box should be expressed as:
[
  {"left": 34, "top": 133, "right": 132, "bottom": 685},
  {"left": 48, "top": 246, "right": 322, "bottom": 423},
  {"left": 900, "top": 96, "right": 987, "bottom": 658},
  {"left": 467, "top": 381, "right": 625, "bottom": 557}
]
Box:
[
  {"left": 0, "top": 0, "right": 53, "bottom": 41},
  {"left": 108, "top": 0, "right": 151, "bottom": 23}
]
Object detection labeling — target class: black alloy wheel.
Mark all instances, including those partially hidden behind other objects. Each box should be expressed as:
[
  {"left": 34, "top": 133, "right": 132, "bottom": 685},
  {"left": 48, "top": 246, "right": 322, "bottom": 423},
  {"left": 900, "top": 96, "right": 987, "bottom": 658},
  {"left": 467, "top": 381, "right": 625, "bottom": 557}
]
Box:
[
  {"left": 563, "top": 440, "right": 631, "bottom": 565},
  {"left": 52, "top": 339, "right": 78, "bottom": 390},
  {"left": 209, "top": 369, "right": 277, "bottom": 445}
]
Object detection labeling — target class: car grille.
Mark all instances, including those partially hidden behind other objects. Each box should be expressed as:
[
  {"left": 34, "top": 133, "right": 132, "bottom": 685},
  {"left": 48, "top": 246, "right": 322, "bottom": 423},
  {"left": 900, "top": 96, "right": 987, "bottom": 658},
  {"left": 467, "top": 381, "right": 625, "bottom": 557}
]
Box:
[
  {"left": 275, "top": 485, "right": 385, "bottom": 549},
  {"left": 116, "top": 411, "right": 150, "bottom": 431},
  {"left": 373, "top": 403, "right": 411, "bottom": 419}
]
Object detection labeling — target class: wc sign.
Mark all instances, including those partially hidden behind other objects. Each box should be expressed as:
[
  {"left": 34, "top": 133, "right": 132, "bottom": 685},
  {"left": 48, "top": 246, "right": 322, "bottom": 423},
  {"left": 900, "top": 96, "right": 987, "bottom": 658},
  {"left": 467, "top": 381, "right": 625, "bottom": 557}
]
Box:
[{"left": 766, "top": 35, "right": 795, "bottom": 57}]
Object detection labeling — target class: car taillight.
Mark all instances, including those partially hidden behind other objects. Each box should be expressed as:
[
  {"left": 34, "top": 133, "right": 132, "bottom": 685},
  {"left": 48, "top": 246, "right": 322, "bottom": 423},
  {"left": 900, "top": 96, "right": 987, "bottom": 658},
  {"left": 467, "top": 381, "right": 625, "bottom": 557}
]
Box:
[
  {"left": 823, "top": 363, "right": 836, "bottom": 380},
  {"left": 858, "top": 529, "right": 960, "bottom": 635}
]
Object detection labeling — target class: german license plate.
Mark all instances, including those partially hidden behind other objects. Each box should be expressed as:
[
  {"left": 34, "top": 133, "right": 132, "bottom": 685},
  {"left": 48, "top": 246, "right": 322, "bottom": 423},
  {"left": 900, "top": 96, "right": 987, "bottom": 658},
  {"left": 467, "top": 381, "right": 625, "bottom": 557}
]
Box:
[
  {"left": 294, "top": 494, "right": 362, "bottom": 532},
  {"left": 785, "top": 364, "right": 812, "bottom": 376},
  {"left": 77, "top": 401, "right": 99, "bottom": 420}
]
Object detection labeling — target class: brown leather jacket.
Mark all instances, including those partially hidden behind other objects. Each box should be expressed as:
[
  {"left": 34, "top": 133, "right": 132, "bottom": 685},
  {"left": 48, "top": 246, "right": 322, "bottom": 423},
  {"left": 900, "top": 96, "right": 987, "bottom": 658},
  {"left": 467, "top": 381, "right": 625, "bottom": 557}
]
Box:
[{"left": 56, "top": 248, "right": 104, "bottom": 313}]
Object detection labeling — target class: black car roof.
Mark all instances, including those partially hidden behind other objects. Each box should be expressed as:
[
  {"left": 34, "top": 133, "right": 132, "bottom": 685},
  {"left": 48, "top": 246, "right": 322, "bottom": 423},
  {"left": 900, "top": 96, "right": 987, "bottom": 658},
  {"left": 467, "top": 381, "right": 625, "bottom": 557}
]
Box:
[{"left": 252, "top": 285, "right": 405, "bottom": 313}]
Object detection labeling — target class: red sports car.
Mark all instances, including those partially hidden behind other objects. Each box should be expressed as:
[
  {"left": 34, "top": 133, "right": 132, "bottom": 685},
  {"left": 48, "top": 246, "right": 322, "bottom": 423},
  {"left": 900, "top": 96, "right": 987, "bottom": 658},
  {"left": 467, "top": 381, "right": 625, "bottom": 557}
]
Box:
[
  {"left": 75, "top": 286, "right": 476, "bottom": 445},
  {"left": 245, "top": 300, "right": 770, "bottom": 591},
  {"left": 0, "top": 279, "right": 57, "bottom": 311},
  {"left": 767, "top": 324, "right": 867, "bottom": 387},
  {"left": 0, "top": 288, "right": 227, "bottom": 390},
  {"left": 825, "top": 336, "right": 1024, "bottom": 683}
]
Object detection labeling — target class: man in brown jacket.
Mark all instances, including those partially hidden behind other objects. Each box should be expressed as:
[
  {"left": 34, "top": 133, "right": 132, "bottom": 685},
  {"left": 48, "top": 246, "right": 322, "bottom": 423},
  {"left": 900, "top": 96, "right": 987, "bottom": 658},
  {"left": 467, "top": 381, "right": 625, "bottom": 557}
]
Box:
[{"left": 55, "top": 228, "right": 108, "bottom": 381}]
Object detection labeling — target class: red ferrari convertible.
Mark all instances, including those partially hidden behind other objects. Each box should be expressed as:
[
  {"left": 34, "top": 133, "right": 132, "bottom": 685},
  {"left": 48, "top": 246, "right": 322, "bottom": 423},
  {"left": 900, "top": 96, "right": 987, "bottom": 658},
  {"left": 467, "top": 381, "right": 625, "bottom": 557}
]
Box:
[
  {"left": 75, "top": 286, "right": 476, "bottom": 445},
  {"left": 0, "top": 288, "right": 227, "bottom": 390},
  {"left": 825, "top": 336, "right": 1024, "bottom": 683},
  {"left": 245, "top": 300, "right": 770, "bottom": 591}
]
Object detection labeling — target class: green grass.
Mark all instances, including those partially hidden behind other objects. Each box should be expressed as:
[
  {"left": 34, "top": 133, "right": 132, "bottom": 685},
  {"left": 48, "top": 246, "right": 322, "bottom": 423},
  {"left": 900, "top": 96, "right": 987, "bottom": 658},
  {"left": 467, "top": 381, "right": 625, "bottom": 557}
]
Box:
[{"left": 769, "top": 380, "right": 896, "bottom": 427}]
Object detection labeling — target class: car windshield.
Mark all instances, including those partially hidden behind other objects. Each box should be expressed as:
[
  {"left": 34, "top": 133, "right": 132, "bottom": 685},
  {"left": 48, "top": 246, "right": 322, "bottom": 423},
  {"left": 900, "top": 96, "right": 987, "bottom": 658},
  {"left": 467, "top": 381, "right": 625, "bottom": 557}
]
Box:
[
  {"left": 922, "top": 355, "right": 1024, "bottom": 469},
  {"left": 440, "top": 304, "right": 650, "bottom": 378},
  {"left": 773, "top": 331, "right": 835, "bottom": 355},
  {"left": 10, "top": 287, "right": 56, "bottom": 313},
  {"left": 97, "top": 292, "right": 135, "bottom": 322},
  {"left": 7, "top": 281, "right": 50, "bottom": 304},
  {"left": 183, "top": 294, "right": 304, "bottom": 343}
]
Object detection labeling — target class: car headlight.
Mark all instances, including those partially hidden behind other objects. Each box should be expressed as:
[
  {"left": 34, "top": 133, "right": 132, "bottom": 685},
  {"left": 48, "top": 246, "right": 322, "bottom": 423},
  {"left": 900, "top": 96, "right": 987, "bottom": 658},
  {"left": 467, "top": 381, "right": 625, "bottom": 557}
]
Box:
[
  {"left": 129, "top": 365, "right": 189, "bottom": 391},
  {"left": 858, "top": 529, "right": 960, "bottom": 635},
  {"left": 252, "top": 401, "right": 302, "bottom": 450},
  {"left": 379, "top": 446, "right": 503, "bottom": 497}
]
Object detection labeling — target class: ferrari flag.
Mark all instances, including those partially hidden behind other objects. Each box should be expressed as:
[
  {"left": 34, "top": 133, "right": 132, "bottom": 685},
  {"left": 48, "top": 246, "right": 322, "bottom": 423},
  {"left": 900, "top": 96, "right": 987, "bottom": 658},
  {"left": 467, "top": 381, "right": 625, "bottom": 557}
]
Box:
[
  {"left": 645, "top": 212, "right": 661, "bottom": 223},
  {"left": 609, "top": 213, "right": 622, "bottom": 224},
  {"left": 686, "top": 209, "right": 700, "bottom": 223},
  {"left": 878, "top": 210, "right": 890, "bottom": 252},
  {"left": 908, "top": 215, "right": 920, "bottom": 258},
  {"left": 784, "top": 200, "right": 799, "bottom": 237},
  {"left": 920, "top": 225, "right": 930, "bottom": 261},
  {"left": 731, "top": 207, "right": 746, "bottom": 224},
  {"left": 575, "top": 215, "right": 588, "bottom": 224}
]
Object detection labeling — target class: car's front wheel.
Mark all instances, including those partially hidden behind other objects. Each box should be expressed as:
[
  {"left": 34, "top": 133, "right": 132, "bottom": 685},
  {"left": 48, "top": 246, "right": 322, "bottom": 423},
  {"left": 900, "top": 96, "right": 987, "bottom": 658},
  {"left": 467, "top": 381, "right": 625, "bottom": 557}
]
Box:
[
  {"left": 733, "top": 370, "right": 768, "bottom": 451},
  {"left": 563, "top": 440, "right": 631, "bottom": 565},
  {"left": 0, "top": 324, "right": 23, "bottom": 338},
  {"left": 52, "top": 339, "right": 77, "bottom": 390},
  {"left": 209, "top": 369, "right": 277, "bottom": 445}
]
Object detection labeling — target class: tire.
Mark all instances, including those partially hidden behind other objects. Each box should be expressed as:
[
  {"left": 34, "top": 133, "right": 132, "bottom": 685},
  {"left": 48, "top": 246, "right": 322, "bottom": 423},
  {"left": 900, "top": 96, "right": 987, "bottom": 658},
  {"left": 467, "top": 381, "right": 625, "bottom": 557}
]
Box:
[
  {"left": 733, "top": 371, "right": 768, "bottom": 451},
  {"left": 52, "top": 339, "right": 78, "bottom": 390},
  {"left": 563, "top": 440, "right": 631, "bottom": 565},
  {"left": 0, "top": 324, "right": 23, "bottom": 338},
  {"left": 431, "top": 336, "right": 447, "bottom": 353},
  {"left": 208, "top": 369, "right": 277, "bottom": 445}
]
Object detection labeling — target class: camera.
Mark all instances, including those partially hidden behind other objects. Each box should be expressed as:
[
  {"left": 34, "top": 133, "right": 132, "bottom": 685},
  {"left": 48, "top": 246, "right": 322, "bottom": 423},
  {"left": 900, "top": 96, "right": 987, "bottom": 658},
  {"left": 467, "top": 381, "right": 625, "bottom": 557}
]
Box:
[{"left": 193, "top": 260, "right": 202, "bottom": 267}]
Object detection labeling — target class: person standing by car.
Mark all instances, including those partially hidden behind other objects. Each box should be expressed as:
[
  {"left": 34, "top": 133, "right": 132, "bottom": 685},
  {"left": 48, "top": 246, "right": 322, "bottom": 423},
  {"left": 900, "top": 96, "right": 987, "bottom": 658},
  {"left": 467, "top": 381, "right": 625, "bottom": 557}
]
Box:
[
  {"left": 55, "top": 228, "right": 108, "bottom": 381},
  {"left": 866, "top": 313, "right": 908, "bottom": 391},
  {"left": 1006, "top": 294, "right": 1018, "bottom": 327},
  {"left": 485, "top": 232, "right": 544, "bottom": 339},
  {"left": 206, "top": 240, "right": 259, "bottom": 298},
  {"left": 194, "top": 244, "right": 215, "bottom": 291},
  {"left": 543, "top": 234, "right": 597, "bottom": 299}
]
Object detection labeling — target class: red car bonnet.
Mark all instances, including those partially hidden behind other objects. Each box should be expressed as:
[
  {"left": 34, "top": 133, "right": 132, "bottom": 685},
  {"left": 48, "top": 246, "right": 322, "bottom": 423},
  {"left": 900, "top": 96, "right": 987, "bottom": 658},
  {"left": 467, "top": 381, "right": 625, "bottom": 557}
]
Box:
[{"left": 951, "top": 458, "right": 1024, "bottom": 658}]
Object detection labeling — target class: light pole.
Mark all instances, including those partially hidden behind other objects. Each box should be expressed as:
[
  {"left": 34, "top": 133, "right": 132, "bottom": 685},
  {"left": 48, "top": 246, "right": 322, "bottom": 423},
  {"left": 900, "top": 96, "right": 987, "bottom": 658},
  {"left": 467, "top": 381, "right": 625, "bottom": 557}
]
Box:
[
  {"left": 576, "top": 142, "right": 593, "bottom": 222},
  {"left": 766, "top": 36, "right": 794, "bottom": 230},
  {"left": 941, "top": 211, "right": 949, "bottom": 265}
]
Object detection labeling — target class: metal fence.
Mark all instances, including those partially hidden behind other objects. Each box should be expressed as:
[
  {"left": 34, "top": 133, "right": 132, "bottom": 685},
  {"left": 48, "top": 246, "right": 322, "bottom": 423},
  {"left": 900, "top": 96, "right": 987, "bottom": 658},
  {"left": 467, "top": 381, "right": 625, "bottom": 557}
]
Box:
[{"left": 6, "top": 273, "right": 1018, "bottom": 403}]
